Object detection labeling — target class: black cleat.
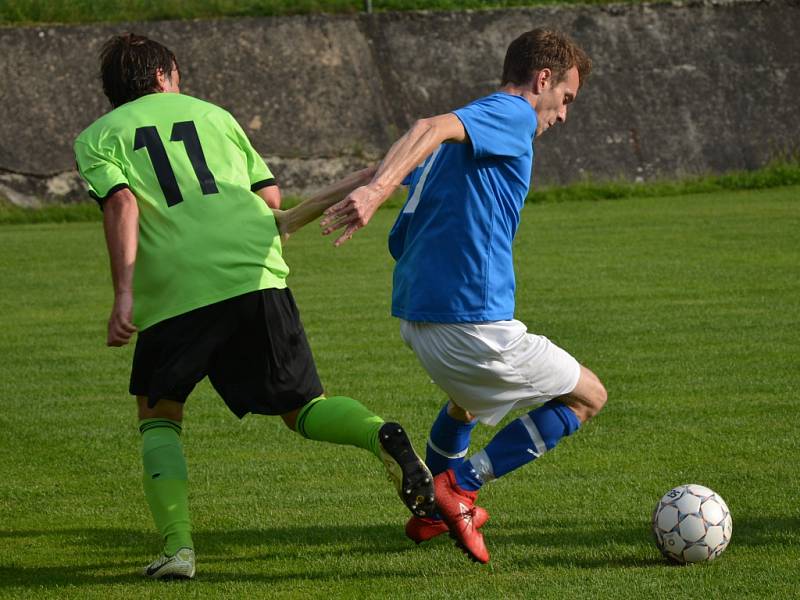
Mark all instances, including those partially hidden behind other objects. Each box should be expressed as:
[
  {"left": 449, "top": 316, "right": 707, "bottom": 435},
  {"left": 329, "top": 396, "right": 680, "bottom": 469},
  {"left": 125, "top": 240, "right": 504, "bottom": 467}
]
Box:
[{"left": 378, "top": 422, "right": 436, "bottom": 518}]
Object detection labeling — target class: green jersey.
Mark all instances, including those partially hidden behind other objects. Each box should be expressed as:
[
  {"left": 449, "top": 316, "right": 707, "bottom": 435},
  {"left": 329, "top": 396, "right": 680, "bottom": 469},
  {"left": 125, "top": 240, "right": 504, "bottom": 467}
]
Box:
[{"left": 75, "top": 93, "right": 288, "bottom": 330}]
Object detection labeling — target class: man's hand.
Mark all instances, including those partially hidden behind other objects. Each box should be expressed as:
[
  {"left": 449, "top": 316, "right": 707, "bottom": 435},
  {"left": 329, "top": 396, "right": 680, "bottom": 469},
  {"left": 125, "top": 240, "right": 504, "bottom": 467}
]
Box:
[
  {"left": 317, "top": 114, "right": 465, "bottom": 247},
  {"left": 319, "top": 183, "right": 386, "bottom": 246},
  {"left": 107, "top": 291, "right": 137, "bottom": 346},
  {"left": 271, "top": 166, "right": 379, "bottom": 244}
]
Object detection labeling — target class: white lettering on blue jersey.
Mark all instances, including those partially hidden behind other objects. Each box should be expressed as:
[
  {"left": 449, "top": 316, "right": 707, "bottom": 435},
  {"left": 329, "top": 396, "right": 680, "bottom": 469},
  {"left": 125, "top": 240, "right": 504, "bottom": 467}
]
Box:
[{"left": 403, "top": 145, "right": 442, "bottom": 214}]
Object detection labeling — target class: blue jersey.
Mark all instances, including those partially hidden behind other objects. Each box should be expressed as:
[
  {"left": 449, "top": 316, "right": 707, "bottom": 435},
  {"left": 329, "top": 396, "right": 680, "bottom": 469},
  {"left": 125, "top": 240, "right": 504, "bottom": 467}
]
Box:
[{"left": 388, "top": 92, "right": 537, "bottom": 323}]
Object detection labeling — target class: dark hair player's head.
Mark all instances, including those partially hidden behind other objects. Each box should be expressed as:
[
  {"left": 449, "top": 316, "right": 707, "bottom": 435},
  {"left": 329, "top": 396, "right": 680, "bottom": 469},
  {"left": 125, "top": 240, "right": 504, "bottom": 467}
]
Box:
[
  {"left": 100, "top": 33, "right": 180, "bottom": 108},
  {"left": 502, "top": 28, "right": 592, "bottom": 87}
]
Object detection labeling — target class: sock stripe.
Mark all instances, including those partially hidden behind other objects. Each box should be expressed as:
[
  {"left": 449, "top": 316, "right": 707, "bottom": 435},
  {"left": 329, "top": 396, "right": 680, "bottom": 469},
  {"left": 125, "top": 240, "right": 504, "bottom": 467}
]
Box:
[
  {"left": 520, "top": 414, "right": 547, "bottom": 456},
  {"left": 139, "top": 419, "right": 182, "bottom": 435},
  {"left": 295, "top": 396, "right": 325, "bottom": 438},
  {"left": 427, "top": 438, "right": 469, "bottom": 460}
]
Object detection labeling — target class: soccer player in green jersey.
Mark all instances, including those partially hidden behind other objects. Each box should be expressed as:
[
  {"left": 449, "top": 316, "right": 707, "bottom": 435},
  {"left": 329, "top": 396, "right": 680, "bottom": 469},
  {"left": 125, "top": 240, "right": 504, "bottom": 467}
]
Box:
[{"left": 74, "top": 33, "right": 434, "bottom": 580}]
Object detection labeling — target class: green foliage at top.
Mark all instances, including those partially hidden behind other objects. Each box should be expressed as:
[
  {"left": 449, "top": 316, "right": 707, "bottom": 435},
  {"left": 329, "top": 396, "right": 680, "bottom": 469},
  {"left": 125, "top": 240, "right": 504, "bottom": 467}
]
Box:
[{"left": 2, "top": 0, "right": 641, "bottom": 26}]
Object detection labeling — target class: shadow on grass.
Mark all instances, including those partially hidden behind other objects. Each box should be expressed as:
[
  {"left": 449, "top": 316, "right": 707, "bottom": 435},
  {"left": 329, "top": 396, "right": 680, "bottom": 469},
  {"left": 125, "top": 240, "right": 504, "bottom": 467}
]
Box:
[
  {"left": 480, "top": 514, "right": 800, "bottom": 570},
  {"left": 0, "top": 523, "right": 411, "bottom": 588},
  {"left": 1, "top": 514, "right": 794, "bottom": 587}
]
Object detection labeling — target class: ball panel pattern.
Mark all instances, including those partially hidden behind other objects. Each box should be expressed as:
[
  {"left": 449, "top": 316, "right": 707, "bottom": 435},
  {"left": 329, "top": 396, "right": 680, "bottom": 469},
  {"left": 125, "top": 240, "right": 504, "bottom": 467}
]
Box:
[
  {"left": 652, "top": 484, "right": 733, "bottom": 564},
  {"left": 679, "top": 514, "right": 706, "bottom": 543},
  {"left": 675, "top": 493, "right": 702, "bottom": 515}
]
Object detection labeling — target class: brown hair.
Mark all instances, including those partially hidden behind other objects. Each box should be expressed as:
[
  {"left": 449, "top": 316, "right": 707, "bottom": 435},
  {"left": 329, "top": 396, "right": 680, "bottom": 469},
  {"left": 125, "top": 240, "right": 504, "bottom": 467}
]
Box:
[
  {"left": 100, "top": 33, "right": 179, "bottom": 108},
  {"left": 501, "top": 29, "right": 592, "bottom": 87}
]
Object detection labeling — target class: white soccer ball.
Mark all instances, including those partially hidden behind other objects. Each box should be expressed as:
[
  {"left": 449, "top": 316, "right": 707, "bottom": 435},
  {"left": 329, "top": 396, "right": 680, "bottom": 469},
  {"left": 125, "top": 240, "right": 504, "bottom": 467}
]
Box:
[{"left": 652, "top": 484, "right": 733, "bottom": 564}]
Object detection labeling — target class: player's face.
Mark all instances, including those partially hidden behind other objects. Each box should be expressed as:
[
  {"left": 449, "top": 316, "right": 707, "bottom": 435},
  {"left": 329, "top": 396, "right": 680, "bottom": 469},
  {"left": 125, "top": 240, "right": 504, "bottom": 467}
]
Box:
[{"left": 534, "top": 66, "right": 580, "bottom": 137}]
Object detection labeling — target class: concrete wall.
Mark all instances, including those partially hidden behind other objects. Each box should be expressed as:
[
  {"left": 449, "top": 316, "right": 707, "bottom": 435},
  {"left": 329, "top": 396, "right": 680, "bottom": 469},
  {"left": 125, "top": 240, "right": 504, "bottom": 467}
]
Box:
[{"left": 1, "top": 0, "right": 798, "bottom": 205}]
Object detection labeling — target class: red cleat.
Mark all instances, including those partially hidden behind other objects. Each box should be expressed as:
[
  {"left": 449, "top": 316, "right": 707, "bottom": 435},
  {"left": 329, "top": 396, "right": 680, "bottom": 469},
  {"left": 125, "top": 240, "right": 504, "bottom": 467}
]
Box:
[
  {"left": 433, "top": 469, "right": 490, "bottom": 563},
  {"left": 405, "top": 516, "right": 448, "bottom": 544},
  {"left": 405, "top": 506, "right": 489, "bottom": 544}
]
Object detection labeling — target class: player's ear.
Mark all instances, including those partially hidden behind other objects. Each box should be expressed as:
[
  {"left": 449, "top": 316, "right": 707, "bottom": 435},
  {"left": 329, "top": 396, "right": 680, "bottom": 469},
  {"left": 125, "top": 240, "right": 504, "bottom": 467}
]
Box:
[
  {"left": 155, "top": 68, "right": 168, "bottom": 92},
  {"left": 533, "top": 68, "right": 552, "bottom": 94}
]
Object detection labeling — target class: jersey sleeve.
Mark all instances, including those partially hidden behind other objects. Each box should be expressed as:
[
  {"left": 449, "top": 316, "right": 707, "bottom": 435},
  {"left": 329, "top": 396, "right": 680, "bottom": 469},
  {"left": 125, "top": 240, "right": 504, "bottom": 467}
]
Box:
[
  {"left": 452, "top": 94, "right": 537, "bottom": 159},
  {"left": 226, "top": 113, "right": 275, "bottom": 191},
  {"left": 74, "top": 137, "right": 130, "bottom": 205}
]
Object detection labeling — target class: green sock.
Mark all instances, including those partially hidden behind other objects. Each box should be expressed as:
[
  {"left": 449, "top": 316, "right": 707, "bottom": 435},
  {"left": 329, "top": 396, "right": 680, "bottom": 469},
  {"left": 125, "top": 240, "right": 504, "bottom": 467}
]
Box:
[
  {"left": 139, "top": 419, "right": 193, "bottom": 556},
  {"left": 295, "top": 396, "right": 384, "bottom": 459}
]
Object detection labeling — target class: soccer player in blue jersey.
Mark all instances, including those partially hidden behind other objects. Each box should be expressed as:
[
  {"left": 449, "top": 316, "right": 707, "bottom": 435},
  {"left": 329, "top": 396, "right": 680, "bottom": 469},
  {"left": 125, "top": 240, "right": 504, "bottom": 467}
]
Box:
[{"left": 312, "top": 28, "right": 607, "bottom": 564}]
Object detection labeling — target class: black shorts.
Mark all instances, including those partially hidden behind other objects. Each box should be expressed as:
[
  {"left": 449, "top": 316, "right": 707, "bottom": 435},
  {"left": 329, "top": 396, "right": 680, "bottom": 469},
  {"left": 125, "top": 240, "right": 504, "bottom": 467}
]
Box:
[{"left": 130, "top": 288, "right": 323, "bottom": 418}]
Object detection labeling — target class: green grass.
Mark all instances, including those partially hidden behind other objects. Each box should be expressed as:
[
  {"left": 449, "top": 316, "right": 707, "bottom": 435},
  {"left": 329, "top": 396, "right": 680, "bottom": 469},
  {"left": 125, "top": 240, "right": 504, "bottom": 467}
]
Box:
[
  {"left": 528, "top": 159, "right": 800, "bottom": 204},
  {"left": 2, "top": 0, "right": 646, "bottom": 26},
  {"left": 1, "top": 186, "right": 799, "bottom": 598},
  {"left": 0, "top": 199, "right": 101, "bottom": 225}
]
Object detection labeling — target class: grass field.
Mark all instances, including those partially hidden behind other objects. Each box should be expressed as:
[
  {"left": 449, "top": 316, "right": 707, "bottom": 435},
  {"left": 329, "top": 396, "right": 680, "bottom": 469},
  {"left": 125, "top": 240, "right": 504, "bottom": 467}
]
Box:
[
  {"left": 2, "top": 0, "right": 648, "bottom": 26},
  {"left": 0, "top": 186, "right": 798, "bottom": 598}
]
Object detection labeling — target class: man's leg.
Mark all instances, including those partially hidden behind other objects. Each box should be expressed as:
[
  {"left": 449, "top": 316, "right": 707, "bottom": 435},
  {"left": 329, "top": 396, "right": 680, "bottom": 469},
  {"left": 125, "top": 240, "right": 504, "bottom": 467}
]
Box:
[
  {"left": 453, "top": 366, "right": 606, "bottom": 490},
  {"left": 435, "top": 366, "right": 606, "bottom": 563},
  {"left": 425, "top": 402, "right": 478, "bottom": 476},
  {"left": 282, "top": 395, "right": 435, "bottom": 517},
  {"left": 284, "top": 395, "right": 383, "bottom": 457},
  {"left": 215, "top": 290, "right": 433, "bottom": 517},
  {"left": 138, "top": 396, "right": 195, "bottom": 580},
  {"left": 405, "top": 401, "right": 489, "bottom": 544}
]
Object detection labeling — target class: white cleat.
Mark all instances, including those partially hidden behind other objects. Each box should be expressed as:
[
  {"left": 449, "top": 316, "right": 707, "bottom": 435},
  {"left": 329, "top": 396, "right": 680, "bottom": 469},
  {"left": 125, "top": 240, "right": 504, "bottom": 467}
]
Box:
[{"left": 143, "top": 547, "right": 196, "bottom": 580}]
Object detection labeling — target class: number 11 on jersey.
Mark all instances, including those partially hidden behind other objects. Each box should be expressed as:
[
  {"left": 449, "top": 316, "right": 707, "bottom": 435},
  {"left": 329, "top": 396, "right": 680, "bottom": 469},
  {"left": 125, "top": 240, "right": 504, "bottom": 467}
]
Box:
[{"left": 134, "top": 120, "right": 219, "bottom": 207}]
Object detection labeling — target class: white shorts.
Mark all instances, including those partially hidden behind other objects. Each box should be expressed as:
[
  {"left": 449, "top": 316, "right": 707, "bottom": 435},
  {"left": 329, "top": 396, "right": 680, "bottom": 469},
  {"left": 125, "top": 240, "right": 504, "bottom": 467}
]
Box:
[{"left": 399, "top": 319, "right": 581, "bottom": 426}]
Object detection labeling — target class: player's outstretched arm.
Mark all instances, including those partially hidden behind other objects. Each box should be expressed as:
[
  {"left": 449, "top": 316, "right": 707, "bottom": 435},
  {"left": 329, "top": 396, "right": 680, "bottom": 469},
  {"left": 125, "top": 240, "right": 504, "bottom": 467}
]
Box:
[
  {"left": 103, "top": 188, "right": 139, "bottom": 347},
  {"left": 320, "top": 113, "right": 466, "bottom": 246},
  {"left": 272, "top": 166, "right": 377, "bottom": 238}
]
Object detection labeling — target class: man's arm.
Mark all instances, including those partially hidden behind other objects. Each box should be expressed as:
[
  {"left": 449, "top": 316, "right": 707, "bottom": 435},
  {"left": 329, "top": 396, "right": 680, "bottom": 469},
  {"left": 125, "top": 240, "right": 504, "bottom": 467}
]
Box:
[
  {"left": 103, "top": 188, "right": 139, "bottom": 347},
  {"left": 256, "top": 185, "right": 281, "bottom": 209},
  {"left": 271, "top": 166, "right": 377, "bottom": 238},
  {"left": 319, "top": 113, "right": 466, "bottom": 246}
]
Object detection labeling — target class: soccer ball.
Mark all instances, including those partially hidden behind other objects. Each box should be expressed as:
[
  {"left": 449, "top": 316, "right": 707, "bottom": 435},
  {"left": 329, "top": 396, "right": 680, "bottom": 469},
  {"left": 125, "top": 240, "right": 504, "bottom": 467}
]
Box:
[{"left": 652, "top": 484, "right": 733, "bottom": 564}]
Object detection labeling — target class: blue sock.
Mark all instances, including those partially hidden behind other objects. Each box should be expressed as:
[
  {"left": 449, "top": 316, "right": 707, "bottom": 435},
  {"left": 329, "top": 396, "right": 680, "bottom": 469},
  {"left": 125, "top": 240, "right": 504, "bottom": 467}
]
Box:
[
  {"left": 426, "top": 403, "right": 477, "bottom": 476},
  {"left": 454, "top": 401, "right": 581, "bottom": 491}
]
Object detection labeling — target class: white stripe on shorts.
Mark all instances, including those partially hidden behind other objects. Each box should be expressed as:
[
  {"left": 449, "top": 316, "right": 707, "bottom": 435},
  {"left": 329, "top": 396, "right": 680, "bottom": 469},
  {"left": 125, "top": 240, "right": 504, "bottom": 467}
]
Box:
[
  {"left": 427, "top": 438, "right": 469, "bottom": 460},
  {"left": 520, "top": 414, "right": 548, "bottom": 457}
]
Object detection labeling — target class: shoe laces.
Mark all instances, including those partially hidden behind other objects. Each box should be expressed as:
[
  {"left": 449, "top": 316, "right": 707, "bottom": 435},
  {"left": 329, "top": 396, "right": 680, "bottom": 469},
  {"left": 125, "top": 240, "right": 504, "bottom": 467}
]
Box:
[{"left": 453, "top": 505, "right": 479, "bottom": 526}]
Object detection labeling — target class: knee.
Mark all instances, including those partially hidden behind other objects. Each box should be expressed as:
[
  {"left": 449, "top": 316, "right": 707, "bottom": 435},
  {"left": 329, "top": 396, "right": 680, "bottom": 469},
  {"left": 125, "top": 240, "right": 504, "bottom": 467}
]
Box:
[
  {"left": 565, "top": 369, "right": 607, "bottom": 422},
  {"left": 447, "top": 400, "right": 477, "bottom": 423},
  {"left": 581, "top": 373, "right": 607, "bottom": 419},
  {"left": 137, "top": 396, "right": 184, "bottom": 421},
  {"left": 281, "top": 408, "right": 301, "bottom": 432},
  {"left": 590, "top": 380, "right": 608, "bottom": 415}
]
